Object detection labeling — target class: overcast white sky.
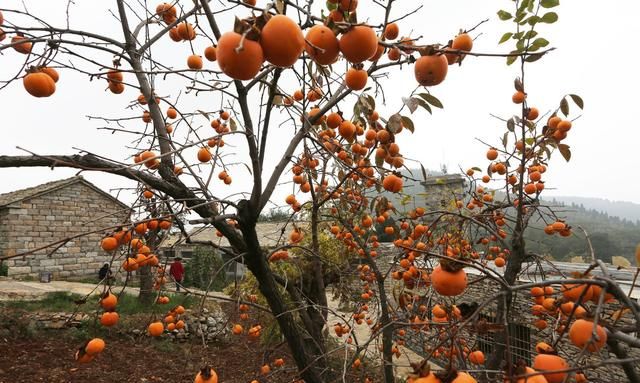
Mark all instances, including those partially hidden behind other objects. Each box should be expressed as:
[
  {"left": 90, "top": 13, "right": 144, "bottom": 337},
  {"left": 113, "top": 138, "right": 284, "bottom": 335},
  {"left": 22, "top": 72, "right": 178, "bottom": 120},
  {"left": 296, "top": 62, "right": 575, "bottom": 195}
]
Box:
[{"left": 1, "top": 0, "right": 639, "bottom": 208}]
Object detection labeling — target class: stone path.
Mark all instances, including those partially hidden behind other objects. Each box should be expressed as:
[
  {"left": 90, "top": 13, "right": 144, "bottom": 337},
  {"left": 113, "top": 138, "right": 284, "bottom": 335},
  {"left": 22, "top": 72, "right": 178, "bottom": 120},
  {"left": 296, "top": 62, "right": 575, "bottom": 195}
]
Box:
[
  {"left": 0, "top": 278, "right": 116, "bottom": 300},
  {"left": 325, "top": 292, "right": 430, "bottom": 380}
]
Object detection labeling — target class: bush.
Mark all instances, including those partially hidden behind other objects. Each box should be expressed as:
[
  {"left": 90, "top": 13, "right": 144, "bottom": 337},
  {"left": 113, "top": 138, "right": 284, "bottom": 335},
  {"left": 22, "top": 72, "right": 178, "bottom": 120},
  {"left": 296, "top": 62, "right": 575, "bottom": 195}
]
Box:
[{"left": 183, "top": 246, "right": 227, "bottom": 291}]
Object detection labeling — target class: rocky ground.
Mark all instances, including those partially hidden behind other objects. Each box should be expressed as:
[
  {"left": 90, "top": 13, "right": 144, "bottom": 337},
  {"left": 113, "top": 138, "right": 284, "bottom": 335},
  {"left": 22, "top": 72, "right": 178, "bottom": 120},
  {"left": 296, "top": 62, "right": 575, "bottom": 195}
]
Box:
[{"left": 0, "top": 278, "right": 426, "bottom": 381}]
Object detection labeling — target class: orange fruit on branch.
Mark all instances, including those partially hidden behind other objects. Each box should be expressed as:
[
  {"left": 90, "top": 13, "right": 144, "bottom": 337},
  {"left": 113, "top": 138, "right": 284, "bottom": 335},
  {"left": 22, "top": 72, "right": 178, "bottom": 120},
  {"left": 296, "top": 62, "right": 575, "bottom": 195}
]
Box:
[
  {"left": 23, "top": 71, "right": 56, "bottom": 97},
  {"left": 382, "top": 173, "right": 403, "bottom": 193},
  {"left": 384, "top": 23, "right": 399, "bottom": 40},
  {"left": 532, "top": 353, "right": 569, "bottom": 383},
  {"left": 339, "top": 25, "right": 378, "bottom": 63},
  {"left": 345, "top": 67, "right": 368, "bottom": 90},
  {"left": 41, "top": 67, "right": 59, "bottom": 82},
  {"left": 512, "top": 91, "right": 526, "bottom": 104},
  {"left": 12, "top": 35, "right": 32, "bottom": 54},
  {"left": 304, "top": 25, "right": 340, "bottom": 65},
  {"left": 431, "top": 264, "right": 467, "bottom": 296},
  {"left": 569, "top": 319, "right": 607, "bottom": 352},
  {"left": 197, "top": 147, "right": 212, "bottom": 162},
  {"left": 187, "top": 55, "right": 203, "bottom": 70},
  {"left": 414, "top": 54, "right": 448, "bottom": 86},
  {"left": 100, "top": 311, "right": 119, "bottom": 327},
  {"left": 177, "top": 22, "right": 196, "bottom": 40},
  {"left": 339, "top": 0, "right": 358, "bottom": 12},
  {"left": 101, "top": 236, "right": 119, "bottom": 251},
  {"left": 204, "top": 46, "right": 217, "bottom": 61},
  {"left": 261, "top": 15, "right": 304, "bottom": 67},
  {"left": 217, "top": 32, "right": 264, "bottom": 80},
  {"left": 100, "top": 293, "right": 118, "bottom": 310}
]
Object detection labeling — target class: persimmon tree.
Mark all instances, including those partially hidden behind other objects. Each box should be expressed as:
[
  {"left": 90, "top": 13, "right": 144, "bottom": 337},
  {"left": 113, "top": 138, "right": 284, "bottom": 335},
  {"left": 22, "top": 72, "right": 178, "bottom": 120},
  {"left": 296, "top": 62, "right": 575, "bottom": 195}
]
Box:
[{"left": 1, "top": 1, "right": 640, "bottom": 383}]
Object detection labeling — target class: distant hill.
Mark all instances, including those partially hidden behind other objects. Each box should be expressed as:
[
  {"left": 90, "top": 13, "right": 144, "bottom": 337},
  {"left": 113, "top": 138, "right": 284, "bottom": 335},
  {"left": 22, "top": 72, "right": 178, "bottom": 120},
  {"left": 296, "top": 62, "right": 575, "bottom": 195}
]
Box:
[
  {"left": 379, "top": 169, "right": 640, "bottom": 262},
  {"left": 545, "top": 196, "right": 640, "bottom": 223},
  {"left": 525, "top": 200, "right": 640, "bottom": 263}
]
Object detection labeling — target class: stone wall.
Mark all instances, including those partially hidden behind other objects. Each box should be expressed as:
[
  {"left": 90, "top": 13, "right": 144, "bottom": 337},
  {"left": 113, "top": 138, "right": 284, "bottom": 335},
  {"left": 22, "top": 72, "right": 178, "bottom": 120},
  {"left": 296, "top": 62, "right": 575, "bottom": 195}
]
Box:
[
  {"left": 0, "top": 182, "right": 128, "bottom": 279},
  {"left": 369, "top": 246, "right": 639, "bottom": 381},
  {"left": 396, "top": 275, "right": 640, "bottom": 382}
]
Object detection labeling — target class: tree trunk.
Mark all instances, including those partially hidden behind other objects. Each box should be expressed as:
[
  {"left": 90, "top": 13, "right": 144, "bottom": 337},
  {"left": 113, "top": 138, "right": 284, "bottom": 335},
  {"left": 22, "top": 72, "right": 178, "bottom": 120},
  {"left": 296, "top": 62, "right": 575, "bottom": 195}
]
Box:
[
  {"left": 237, "top": 200, "right": 324, "bottom": 383},
  {"left": 485, "top": 229, "right": 526, "bottom": 378},
  {"left": 138, "top": 265, "right": 154, "bottom": 305}
]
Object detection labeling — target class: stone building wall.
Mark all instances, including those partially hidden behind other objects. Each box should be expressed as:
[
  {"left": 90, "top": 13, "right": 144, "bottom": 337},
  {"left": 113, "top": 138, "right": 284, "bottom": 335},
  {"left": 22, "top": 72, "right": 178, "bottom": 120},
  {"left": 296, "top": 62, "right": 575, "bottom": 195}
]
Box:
[{"left": 0, "top": 181, "right": 128, "bottom": 279}]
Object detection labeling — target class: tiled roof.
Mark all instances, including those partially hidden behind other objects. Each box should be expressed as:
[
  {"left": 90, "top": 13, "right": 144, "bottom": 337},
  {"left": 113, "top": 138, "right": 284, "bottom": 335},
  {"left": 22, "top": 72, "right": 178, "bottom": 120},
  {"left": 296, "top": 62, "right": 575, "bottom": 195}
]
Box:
[{"left": 0, "top": 176, "right": 128, "bottom": 210}]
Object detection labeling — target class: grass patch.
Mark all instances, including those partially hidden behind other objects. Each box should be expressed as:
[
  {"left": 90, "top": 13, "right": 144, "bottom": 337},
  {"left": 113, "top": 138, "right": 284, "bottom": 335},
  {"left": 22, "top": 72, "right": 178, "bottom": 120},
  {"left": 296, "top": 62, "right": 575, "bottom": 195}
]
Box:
[
  {"left": 0, "top": 291, "right": 197, "bottom": 315},
  {"left": 1, "top": 291, "right": 84, "bottom": 312}
]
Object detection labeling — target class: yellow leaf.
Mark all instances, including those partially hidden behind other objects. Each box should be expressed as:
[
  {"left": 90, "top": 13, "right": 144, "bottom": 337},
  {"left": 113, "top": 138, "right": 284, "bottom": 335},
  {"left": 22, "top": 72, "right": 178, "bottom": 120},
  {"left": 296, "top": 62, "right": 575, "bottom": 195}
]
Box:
[{"left": 636, "top": 243, "right": 640, "bottom": 266}]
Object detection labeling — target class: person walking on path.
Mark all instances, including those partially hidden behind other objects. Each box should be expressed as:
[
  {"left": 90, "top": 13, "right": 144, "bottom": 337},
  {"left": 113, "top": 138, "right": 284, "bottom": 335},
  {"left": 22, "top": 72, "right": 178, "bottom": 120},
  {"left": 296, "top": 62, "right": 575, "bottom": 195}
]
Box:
[
  {"left": 169, "top": 257, "right": 184, "bottom": 292},
  {"left": 98, "top": 263, "right": 114, "bottom": 285}
]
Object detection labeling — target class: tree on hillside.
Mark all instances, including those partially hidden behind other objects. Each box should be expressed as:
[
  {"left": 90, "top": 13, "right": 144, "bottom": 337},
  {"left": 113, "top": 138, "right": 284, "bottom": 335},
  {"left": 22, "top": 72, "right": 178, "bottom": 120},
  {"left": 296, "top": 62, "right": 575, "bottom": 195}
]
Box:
[{"left": 1, "top": 1, "right": 639, "bottom": 383}]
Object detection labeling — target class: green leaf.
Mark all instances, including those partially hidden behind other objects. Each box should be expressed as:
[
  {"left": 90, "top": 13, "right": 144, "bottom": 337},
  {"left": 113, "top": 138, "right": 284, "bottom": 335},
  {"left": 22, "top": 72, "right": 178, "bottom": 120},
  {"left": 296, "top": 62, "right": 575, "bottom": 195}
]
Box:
[
  {"left": 499, "top": 32, "right": 513, "bottom": 44},
  {"left": 402, "top": 97, "right": 420, "bottom": 114},
  {"left": 541, "top": 0, "right": 560, "bottom": 8},
  {"left": 401, "top": 116, "right": 415, "bottom": 133},
  {"left": 415, "top": 98, "right": 432, "bottom": 114},
  {"left": 497, "top": 10, "right": 512, "bottom": 20},
  {"left": 418, "top": 93, "right": 443, "bottom": 108},
  {"left": 326, "top": 0, "right": 338, "bottom": 11},
  {"left": 525, "top": 53, "right": 544, "bottom": 62},
  {"left": 502, "top": 132, "right": 509, "bottom": 148},
  {"left": 275, "top": 0, "right": 284, "bottom": 13},
  {"left": 366, "top": 94, "right": 376, "bottom": 112},
  {"left": 514, "top": 12, "right": 527, "bottom": 23},
  {"left": 517, "top": 0, "right": 531, "bottom": 13},
  {"left": 197, "top": 110, "right": 210, "bottom": 120},
  {"left": 387, "top": 113, "right": 403, "bottom": 133},
  {"left": 569, "top": 94, "right": 584, "bottom": 109},
  {"left": 541, "top": 12, "right": 559, "bottom": 23},
  {"left": 525, "top": 15, "right": 540, "bottom": 25},
  {"left": 558, "top": 143, "right": 571, "bottom": 162},
  {"left": 375, "top": 155, "right": 384, "bottom": 168},
  {"left": 507, "top": 53, "right": 518, "bottom": 65},
  {"left": 507, "top": 118, "right": 515, "bottom": 132},
  {"left": 560, "top": 98, "right": 569, "bottom": 116},
  {"left": 523, "top": 30, "right": 538, "bottom": 40},
  {"left": 420, "top": 164, "right": 428, "bottom": 181},
  {"left": 532, "top": 38, "right": 550, "bottom": 48}
]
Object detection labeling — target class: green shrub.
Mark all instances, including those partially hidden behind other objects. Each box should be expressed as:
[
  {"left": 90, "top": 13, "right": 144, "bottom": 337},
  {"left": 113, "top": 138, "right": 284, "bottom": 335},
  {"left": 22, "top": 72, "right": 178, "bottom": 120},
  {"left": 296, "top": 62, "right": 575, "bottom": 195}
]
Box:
[{"left": 183, "top": 246, "right": 227, "bottom": 291}]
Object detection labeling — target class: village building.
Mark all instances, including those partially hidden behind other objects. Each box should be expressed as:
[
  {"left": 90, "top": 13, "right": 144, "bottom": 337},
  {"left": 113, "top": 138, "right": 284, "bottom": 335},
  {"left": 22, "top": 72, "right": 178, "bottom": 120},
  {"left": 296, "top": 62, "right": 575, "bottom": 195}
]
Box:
[
  {"left": 0, "top": 176, "right": 130, "bottom": 279},
  {"left": 158, "top": 221, "right": 289, "bottom": 280}
]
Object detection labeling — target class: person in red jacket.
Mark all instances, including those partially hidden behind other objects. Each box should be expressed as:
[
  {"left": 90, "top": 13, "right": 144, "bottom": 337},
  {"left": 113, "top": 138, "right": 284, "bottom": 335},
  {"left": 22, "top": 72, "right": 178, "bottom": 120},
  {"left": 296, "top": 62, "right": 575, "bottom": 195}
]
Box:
[{"left": 169, "top": 257, "right": 184, "bottom": 292}]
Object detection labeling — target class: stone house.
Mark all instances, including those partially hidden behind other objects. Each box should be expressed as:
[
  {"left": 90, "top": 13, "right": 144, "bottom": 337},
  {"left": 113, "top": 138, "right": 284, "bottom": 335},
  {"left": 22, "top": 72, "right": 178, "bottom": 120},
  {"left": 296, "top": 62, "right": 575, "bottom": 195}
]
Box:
[
  {"left": 420, "top": 173, "right": 466, "bottom": 211},
  {"left": 159, "top": 221, "right": 289, "bottom": 280},
  {"left": 0, "top": 176, "right": 130, "bottom": 279}
]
